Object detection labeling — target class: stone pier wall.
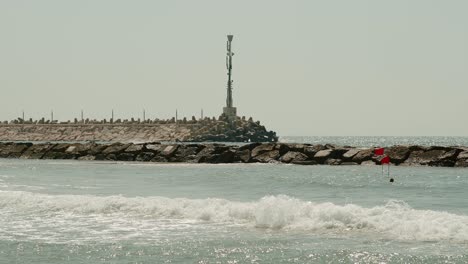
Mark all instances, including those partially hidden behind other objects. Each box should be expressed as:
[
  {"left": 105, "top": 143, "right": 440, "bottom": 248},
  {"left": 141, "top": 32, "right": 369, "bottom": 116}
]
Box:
[
  {"left": 1, "top": 142, "right": 467, "bottom": 167},
  {"left": 0, "top": 124, "right": 194, "bottom": 142},
  {"left": 0, "top": 117, "right": 277, "bottom": 142}
]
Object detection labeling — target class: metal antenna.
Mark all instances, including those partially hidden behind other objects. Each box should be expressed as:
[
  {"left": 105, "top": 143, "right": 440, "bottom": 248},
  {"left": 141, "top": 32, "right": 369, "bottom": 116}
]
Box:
[
  {"left": 222, "top": 35, "right": 237, "bottom": 121},
  {"left": 226, "top": 35, "right": 234, "bottom": 108}
]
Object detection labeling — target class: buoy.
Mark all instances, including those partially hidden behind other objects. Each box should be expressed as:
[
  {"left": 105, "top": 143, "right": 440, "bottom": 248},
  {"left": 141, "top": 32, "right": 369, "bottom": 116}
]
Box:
[{"left": 389, "top": 178, "right": 394, "bottom": 183}]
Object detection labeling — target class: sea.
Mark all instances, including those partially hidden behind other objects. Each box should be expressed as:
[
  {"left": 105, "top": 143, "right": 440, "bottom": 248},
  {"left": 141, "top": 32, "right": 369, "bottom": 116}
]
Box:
[{"left": 1, "top": 136, "right": 468, "bottom": 263}]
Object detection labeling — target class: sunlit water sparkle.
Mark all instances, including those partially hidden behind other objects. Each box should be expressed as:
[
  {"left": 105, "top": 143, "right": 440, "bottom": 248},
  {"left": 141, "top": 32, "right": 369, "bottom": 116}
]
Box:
[{"left": 1, "top": 146, "right": 468, "bottom": 263}]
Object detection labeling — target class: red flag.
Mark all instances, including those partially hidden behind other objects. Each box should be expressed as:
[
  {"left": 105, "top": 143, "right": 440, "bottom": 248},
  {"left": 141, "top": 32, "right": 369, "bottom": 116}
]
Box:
[
  {"left": 380, "top": 155, "right": 390, "bottom": 164},
  {"left": 374, "top": 148, "right": 384, "bottom": 156}
]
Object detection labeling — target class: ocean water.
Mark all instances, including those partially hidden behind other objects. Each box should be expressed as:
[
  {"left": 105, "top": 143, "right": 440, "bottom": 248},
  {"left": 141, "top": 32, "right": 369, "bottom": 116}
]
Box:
[
  {"left": 279, "top": 136, "right": 468, "bottom": 147},
  {"left": 1, "top": 158, "right": 468, "bottom": 263}
]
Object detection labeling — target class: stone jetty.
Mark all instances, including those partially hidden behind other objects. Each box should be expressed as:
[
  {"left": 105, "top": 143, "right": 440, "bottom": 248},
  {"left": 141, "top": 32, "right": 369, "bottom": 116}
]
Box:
[
  {"left": 0, "top": 115, "right": 277, "bottom": 143},
  {"left": 1, "top": 142, "right": 467, "bottom": 167}
]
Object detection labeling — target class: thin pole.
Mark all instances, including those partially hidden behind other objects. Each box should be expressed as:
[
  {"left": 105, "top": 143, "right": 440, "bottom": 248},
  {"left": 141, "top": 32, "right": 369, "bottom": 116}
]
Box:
[
  {"left": 143, "top": 109, "right": 146, "bottom": 122},
  {"left": 51, "top": 110, "right": 53, "bottom": 121},
  {"left": 81, "top": 110, "right": 84, "bottom": 122},
  {"left": 112, "top": 109, "right": 114, "bottom": 120},
  {"left": 22, "top": 110, "right": 24, "bottom": 121}
]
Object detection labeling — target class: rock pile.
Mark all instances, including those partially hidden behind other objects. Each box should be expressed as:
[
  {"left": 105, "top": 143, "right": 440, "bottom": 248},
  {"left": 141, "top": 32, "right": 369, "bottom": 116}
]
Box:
[
  {"left": 1, "top": 142, "right": 467, "bottom": 167},
  {"left": 189, "top": 117, "right": 277, "bottom": 142}
]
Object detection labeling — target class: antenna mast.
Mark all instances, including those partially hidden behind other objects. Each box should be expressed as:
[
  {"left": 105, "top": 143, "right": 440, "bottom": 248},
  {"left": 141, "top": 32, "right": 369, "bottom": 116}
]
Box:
[{"left": 223, "top": 35, "right": 237, "bottom": 121}]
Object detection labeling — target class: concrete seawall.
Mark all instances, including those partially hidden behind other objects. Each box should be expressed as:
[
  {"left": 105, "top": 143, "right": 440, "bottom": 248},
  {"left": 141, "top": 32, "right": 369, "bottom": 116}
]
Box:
[{"left": 1, "top": 142, "right": 467, "bottom": 167}]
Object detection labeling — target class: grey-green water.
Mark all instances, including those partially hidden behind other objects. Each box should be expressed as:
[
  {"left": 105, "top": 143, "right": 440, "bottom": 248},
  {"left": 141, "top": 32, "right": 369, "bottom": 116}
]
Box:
[
  {"left": 1, "top": 159, "right": 467, "bottom": 263},
  {"left": 279, "top": 136, "right": 468, "bottom": 147}
]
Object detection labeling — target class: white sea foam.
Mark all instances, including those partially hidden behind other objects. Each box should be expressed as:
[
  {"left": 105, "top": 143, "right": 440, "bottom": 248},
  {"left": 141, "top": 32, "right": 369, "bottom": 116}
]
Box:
[{"left": 1, "top": 191, "right": 468, "bottom": 242}]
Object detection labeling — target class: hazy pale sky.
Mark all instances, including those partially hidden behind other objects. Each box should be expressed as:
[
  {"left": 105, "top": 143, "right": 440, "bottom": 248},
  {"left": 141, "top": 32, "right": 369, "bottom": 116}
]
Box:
[{"left": 1, "top": 0, "right": 467, "bottom": 136}]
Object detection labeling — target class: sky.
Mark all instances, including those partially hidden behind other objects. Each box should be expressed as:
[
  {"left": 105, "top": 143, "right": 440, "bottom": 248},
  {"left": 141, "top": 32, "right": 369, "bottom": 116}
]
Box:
[{"left": 0, "top": 0, "right": 467, "bottom": 136}]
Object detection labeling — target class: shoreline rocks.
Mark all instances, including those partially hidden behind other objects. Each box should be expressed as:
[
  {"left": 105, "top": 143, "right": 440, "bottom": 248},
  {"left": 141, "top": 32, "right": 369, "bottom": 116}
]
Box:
[{"left": 1, "top": 142, "right": 467, "bottom": 167}]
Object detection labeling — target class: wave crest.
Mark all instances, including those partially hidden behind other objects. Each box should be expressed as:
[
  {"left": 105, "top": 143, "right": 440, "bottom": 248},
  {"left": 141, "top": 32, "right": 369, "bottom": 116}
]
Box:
[{"left": 1, "top": 191, "right": 467, "bottom": 242}]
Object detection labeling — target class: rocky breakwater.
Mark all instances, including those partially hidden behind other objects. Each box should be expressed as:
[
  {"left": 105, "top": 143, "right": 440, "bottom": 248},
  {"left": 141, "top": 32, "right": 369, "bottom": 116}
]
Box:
[
  {"left": 0, "top": 115, "right": 277, "bottom": 143},
  {"left": 1, "top": 142, "right": 468, "bottom": 167}
]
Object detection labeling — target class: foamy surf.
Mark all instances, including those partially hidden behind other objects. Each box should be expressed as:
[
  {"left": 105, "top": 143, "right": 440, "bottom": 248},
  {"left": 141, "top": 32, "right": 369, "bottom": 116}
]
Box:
[{"left": 1, "top": 191, "right": 468, "bottom": 242}]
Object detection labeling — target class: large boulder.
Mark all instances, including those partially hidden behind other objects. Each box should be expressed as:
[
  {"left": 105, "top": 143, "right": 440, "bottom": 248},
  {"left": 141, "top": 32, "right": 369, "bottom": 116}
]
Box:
[
  {"left": 125, "top": 144, "right": 145, "bottom": 153},
  {"left": 42, "top": 144, "right": 76, "bottom": 160},
  {"left": 0, "top": 143, "right": 32, "bottom": 158},
  {"left": 94, "top": 154, "right": 107, "bottom": 160},
  {"left": 151, "top": 155, "right": 168, "bottom": 162},
  {"left": 284, "top": 144, "right": 308, "bottom": 152},
  {"left": 102, "top": 143, "right": 131, "bottom": 155},
  {"left": 457, "top": 151, "right": 468, "bottom": 160},
  {"left": 253, "top": 150, "right": 280, "bottom": 163},
  {"left": 334, "top": 148, "right": 350, "bottom": 158},
  {"left": 303, "top": 145, "right": 326, "bottom": 158},
  {"left": 275, "top": 144, "right": 290, "bottom": 156},
  {"left": 352, "top": 149, "right": 374, "bottom": 164},
  {"left": 20, "top": 144, "right": 55, "bottom": 159},
  {"left": 212, "top": 150, "right": 236, "bottom": 163},
  {"left": 135, "top": 152, "right": 155, "bottom": 162},
  {"left": 234, "top": 149, "right": 251, "bottom": 163},
  {"left": 194, "top": 146, "right": 215, "bottom": 163},
  {"left": 385, "top": 146, "right": 411, "bottom": 164},
  {"left": 403, "top": 148, "right": 460, "bottom": 166},
  {"left": 160, "top": 145, "right": 179, "bottom": 157},
  {"left": 251, "top": 144, "right": 275, "bottom": 157},
  {"left": 280, "top": 151, "right": 308, "bottom": 163},
  {"left": 313, "top": 149, "right": 333, "bottom": 163},
  {"left": 237, "top": 142, "right": 261, "bottom": 151},
  {"left": 324, "top": 159, "right": 342, "bottom": 165},
  {"left": 361, "top": 160, "right": 376, "bottom": 165},
  {"left": 437, "top": 149, "right": 460, "bottom": 162},
  {"left": 324, "top": 144, "right": 337, "bottom": 149},
  {"left": 78, "top": 155, "right": 96, "bottom": 161},
  {"left": 342, "top": 149, "right": 360, "bottom": 161},
  {"left": 194, "top": 144, "right": 229, "bottom": 163},
  {"left": 455, "top": 151, "right": 468, "bottom": 167},
  {"left": 212, "top": 144, "right": 231, "bottom": 154},
  {"left": 105, "top": 154, "right": 117, "bottom": 161},
  {"left": 116, "top": 153, "right": 135, "bottom": 161},
  {"left": 170, "top": 146, "right": 201, "bottom": 162},
  {"left": 145, "top": 144, "right": 164, "bottom": 153},
  {"left": 408, "top": 145, "right": 429, "bottom": 151},
  {"left": 52, "top": 143, "right": 72, "bottom": 152},
  {"left": 88, "top": 144, "right": 108, "bottom": 155},
  {"left": 64, "top": 143, "right": 95, "bottom": 156}
]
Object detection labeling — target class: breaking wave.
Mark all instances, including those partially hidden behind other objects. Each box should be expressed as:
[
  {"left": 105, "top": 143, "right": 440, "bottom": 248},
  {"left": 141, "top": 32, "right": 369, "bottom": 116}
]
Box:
[{"left": 1, "top": 191, "right": 468, "bottom": 242}]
